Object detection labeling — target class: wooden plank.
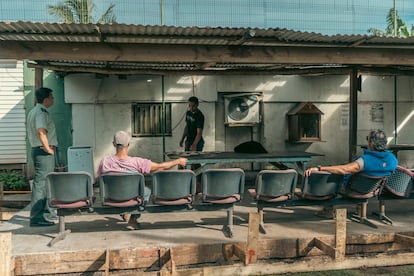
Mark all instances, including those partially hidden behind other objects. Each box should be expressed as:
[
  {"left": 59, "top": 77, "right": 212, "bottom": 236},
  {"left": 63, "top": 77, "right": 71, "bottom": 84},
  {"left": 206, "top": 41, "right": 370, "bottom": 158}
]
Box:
[
  {"left": 3, "top": 41, "right": 414, "bottom": 66},
  {"left": 0, "top": 232, "right": 12, "bottom": 276},
  {"left": 168, "top": 252, "right": 414, "bottom": 276},
  {"left": 14, "top": 251, "right": 107, "bottom": 275},
  {"left": 314, "top": 238, "right": 336, "bottom": 259},
  {"left": 232, "top": 244, "right": 246, "bottom": 263},
  {"left": 394, "top": 234, "right": 414, "bottom": 247},
  {"left": 346, "top": 233, "right": 395, "bottom": 244},
  {"left": 110, "top": 247, "right": 159, "bottom": 269},
  {"left": 12, "top": 232, "right": 414, "bottom": 275},
  {"left": 104, "top": 249, "right": 110, "bottom": 276},
  {"left": 245, "top": 212, "right": 260, "bottom": 265},
  {"left": 222, "top": 244, "right": 234, "bottom": 261},
  {"left": 335, "top": 208, "right": 346, "bottom": 260}
]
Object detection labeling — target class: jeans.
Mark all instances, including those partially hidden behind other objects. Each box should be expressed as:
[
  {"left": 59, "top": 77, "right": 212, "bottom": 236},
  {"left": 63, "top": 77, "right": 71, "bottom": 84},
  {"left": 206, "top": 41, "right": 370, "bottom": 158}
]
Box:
[
  {"left": 30, "top": 148, "right": 57, "bottom": 223},
  {"left": 185, "top": 137, "right": 204, "bottom": 151}
]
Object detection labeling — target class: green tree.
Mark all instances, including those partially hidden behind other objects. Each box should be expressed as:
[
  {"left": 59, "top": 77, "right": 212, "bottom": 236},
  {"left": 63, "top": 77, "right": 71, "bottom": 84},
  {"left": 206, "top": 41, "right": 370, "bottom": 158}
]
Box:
[
  {"left": 48, "top": 0, "right": 116, "bottom": 24},
  {"left": 368, "top": 8, "right": 414, "bottom": 37}
]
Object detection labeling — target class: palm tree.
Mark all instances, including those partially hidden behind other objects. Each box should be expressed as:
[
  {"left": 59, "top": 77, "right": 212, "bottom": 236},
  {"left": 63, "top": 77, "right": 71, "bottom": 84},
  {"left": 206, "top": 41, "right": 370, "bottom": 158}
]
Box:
[
  {"left": 48, "top": 0, "right": 116, "bottom": 24},
  {"left": 368, "top": 8, "right": 414, "bottom": 37}
]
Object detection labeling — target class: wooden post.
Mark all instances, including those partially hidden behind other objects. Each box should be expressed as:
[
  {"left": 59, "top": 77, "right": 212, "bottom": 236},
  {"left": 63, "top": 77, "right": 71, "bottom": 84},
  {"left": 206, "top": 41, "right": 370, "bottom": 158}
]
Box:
[
  {"left": 0, "top": 182, "right": 3, "bottom": 200},
  {"left": 335, "top": 208, "right": 347, "bottom": 260},
  {"left": 104, "top": 249, "right": 110, "bottom": 276},
  {"left": 245, "top": 211, "right": 260, "bottom": 265},
  {"left": 0, "top": 232, "right": 12, "bottom": 276}
]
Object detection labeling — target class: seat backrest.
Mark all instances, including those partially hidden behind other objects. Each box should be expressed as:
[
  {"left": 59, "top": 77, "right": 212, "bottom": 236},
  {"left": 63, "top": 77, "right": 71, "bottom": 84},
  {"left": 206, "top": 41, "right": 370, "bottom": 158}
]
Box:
[
  {"left": 302, "top": 171, "right": 341, "bottom": 200},
  {"left": 152, "top": 170, "right": 196, "bottom": 199},
  {"left": 383, "top": 166, "right": 414, "bottom": 198},
  {"left": 201, "top": 168, "right": 245, "bottom": 199},
  {"left": 344, "top": 173, "right": 387, "bottom": 196},
  {"left": 100, "top": 173, "right": 145, "bottom": 202},
  {"left": 255, "top": 169, "right": 297, "bottom": 198},
  {"left": 46, "top": 171, "right": 93, "bottom": 203}
]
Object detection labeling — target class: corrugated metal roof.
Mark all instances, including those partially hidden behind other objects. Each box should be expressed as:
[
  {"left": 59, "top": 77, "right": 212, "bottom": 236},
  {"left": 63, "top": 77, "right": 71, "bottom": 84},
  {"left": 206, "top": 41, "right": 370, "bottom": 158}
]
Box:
[
  {"left": 2, "top": 21, "right": 414, "bottom": 47},
  {"left": 1, "top": 21, "right": 414, "bottom": 75}
]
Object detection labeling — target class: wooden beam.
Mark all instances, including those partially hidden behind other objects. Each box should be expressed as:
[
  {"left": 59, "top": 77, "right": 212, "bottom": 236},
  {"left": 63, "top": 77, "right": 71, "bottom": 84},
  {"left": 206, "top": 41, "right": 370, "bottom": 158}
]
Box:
[
  {"left": 245, "top": 212, "right": 260, "bottom": 265},
  {"left": 156, "top": 252, "right": 414, "bottom": 276},
  {"left": 335, "top": 208, "right": 347, "bottom": 260},
  {"left": 2, "top": 41, "right": 414, "bottom": 66},
  {"left": 104, "top": 249, "right": 109, "bottom": 276},
  {"left": 12, "top": 232, "right": 414, "bottom": 275},
  {"left": 0, "top": 232, "right": 12, "bottom": 276},
  {"left": 314, "top": 238, "right": 336, "bottom": 259},
  {"left": 394, "top": 234, "right": 414, "bottom": 247}
]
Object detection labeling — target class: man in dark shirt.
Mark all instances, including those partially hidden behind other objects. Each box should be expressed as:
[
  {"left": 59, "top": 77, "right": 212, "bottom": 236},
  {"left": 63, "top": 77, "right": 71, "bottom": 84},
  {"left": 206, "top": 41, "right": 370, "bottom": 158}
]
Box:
[{"left": 179, "top": 96, "right": 205, "bottom": 151}]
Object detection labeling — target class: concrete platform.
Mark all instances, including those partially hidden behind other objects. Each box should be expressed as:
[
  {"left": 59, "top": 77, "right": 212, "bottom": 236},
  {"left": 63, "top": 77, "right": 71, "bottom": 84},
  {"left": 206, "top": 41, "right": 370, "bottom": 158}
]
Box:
[{"left": 2, "top": 190, "right": 414, "bottom": 275}]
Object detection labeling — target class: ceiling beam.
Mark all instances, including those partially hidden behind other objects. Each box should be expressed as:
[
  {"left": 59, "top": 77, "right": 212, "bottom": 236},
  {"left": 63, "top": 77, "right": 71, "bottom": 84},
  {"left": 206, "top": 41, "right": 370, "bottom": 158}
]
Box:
[{"left": 2, "top": 41, "right": 414, "bottom": 66}]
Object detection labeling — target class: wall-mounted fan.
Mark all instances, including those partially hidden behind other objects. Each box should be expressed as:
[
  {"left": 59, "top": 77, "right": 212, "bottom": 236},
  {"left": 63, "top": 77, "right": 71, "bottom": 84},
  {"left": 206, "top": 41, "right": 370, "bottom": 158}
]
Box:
[{"left": 224, "top": 94, "right": 261, "bottom": 125}]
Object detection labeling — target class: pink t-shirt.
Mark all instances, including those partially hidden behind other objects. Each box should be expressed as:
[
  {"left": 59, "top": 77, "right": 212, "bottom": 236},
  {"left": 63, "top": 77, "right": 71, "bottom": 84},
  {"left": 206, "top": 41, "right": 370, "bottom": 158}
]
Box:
[{"left": 97, "top": 155, "right": 152, "bottom": 176}]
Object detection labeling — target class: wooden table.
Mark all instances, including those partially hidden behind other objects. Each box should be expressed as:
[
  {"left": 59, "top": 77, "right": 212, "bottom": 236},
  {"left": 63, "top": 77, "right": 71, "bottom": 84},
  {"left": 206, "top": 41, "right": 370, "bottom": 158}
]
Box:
[{"left": 165, "top": 151, "right": 323, "bottom": 175}]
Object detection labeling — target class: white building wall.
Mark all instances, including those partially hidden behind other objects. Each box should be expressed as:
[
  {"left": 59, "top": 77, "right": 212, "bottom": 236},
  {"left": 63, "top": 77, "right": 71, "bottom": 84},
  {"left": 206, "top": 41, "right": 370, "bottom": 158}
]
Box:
[
  {"left": 0, "top": 60, "right": 26, "bottom": 164},
  {"left": 65, "top": 73, "right": 414, "bottom": 173}
]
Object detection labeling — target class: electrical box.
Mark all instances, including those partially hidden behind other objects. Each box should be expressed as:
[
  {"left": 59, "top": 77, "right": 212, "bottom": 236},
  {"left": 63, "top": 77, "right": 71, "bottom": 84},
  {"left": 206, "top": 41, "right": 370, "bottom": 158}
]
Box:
[{"left": 67, "top": 146, "right": 94, "bottom": 178}]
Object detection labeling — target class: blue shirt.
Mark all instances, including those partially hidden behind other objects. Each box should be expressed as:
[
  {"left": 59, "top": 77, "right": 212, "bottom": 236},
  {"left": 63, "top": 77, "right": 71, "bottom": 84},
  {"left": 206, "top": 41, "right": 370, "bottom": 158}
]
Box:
[{"left": 358, "top": 148, "right": 398, "bottom": 176}]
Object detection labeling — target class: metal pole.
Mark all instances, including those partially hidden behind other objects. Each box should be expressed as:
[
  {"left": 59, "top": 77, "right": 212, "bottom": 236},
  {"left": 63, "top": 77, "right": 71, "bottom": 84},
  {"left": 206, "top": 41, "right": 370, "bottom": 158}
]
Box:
[
  {"left": 160, "top": 0, "right": 164, "bottom": 25},
  {"left": 162, "top": 75, "right": 166, "bottom": 161},
  {"left": 394, "top": 75, "right": 398, "bottom": 144},
  {"left": 394, "top": 0, "right": 397, "bottom": 37},
  {"left": 349, "top": 70, "right": 358, "bottom": 162}
]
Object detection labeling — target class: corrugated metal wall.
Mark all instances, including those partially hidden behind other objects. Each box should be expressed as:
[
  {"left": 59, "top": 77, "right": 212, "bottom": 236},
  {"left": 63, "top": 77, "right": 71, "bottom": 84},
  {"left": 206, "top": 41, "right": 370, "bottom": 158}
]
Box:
[{"left": 0, "top": 60, "right": 26, "bottom": 164}]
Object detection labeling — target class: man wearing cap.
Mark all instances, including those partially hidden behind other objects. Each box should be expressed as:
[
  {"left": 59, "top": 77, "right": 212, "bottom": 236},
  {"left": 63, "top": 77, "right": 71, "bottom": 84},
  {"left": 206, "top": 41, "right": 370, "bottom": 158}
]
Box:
[
  {"left": 305, "top": 129, "right": 397, "bottom": 177},
  {"left": 97, "top": 130, "right": 187, "bottom": 228},
  {"left": 27, "top": 87, "right": 58, "bottom": 227}
]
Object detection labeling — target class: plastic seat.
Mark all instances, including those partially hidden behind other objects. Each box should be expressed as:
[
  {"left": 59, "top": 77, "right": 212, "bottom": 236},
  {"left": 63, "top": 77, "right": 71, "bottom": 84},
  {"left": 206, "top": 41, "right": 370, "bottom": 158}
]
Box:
[
  {"left": 248, "top": 169, "right": 298, "bottom": 234},
  {"left": 340, "top": 173, "right": 388, "bottom": 228},
  {"left": 100, "top": 173, "right": 146, "bottom": 208},
  {"left": 199, "top": 168, "right": 245, "bottom": 238},
  {"left": 152, "top": 170, "right": 196, "bottom": 206},
  {"left": 300, "top": 171, "right": 342, "bottom": 200},
  {"left": 373, "top": 166, "right": 414, "bottom": 225},
  {"left": 46, "top": 171, "right": 94, "bottom": 247}
]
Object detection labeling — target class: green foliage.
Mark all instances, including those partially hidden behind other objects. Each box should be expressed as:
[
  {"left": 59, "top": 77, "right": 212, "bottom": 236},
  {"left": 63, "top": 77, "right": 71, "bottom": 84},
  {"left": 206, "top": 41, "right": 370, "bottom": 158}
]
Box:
[
  {"left": 47, "top": 0, "right": 117, "bottom": 23},
  {"left": 0, "top": 170, "right": 30, "bottom": 191},
  {"left": 368, "top": 8, "right": 414, "bottom": 38}
]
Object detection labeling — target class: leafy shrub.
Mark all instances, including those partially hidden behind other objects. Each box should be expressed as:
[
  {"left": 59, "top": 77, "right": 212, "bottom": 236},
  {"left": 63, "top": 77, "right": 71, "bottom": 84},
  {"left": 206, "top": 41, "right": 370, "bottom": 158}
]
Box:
[{"left": 0, "top": 170, "right": 30, "bottom": 191}]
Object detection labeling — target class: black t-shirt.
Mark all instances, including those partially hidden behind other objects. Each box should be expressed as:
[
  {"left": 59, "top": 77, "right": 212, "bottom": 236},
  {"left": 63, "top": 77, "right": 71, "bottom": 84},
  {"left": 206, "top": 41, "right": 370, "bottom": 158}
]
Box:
[{"left": 185, "top": 109, "right": 204, "bottom": 142}]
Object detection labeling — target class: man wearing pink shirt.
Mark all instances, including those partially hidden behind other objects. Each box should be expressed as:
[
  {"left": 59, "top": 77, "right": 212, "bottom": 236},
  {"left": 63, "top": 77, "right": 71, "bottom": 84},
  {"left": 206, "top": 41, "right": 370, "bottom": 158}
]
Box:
[{"left": 97, "top": 130, "right": 187, "bottom": 228}]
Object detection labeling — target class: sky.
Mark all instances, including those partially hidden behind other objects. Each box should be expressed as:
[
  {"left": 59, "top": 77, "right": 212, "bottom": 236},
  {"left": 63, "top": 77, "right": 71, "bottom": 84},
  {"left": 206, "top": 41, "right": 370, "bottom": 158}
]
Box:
[{"left": 1, "top": 0, "right": 414, "bottom": 35}]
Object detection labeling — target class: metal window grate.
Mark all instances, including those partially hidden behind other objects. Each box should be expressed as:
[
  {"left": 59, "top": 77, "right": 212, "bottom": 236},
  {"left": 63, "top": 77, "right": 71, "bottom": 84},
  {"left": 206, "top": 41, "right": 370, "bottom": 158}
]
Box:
[{"left": 132, "top": 103, "right": 172, "bottom": 137}]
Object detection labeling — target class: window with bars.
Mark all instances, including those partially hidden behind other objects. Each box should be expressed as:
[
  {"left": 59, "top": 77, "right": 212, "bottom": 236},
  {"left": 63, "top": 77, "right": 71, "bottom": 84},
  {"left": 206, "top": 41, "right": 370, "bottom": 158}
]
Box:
[{"left": 132, "top": 103, "right": 172, "bottom": 137}]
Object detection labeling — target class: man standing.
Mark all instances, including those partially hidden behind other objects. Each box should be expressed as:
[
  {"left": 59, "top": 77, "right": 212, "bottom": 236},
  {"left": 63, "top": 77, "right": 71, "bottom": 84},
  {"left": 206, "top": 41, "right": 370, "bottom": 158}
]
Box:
[
  {"left": 179, "top": 96, "right": 205, "bottom": 152},
  {"left": 27, "top": 87, "right": 58, "bottom": 226},
  {"left": 97, "top": 130, "right": 187, "bottom": 229}
]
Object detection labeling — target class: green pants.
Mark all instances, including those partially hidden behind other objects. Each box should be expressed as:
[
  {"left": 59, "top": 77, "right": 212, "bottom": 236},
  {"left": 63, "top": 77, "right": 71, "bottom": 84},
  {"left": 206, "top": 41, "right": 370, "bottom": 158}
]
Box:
[{"left": 30, "top": 148, "right": 56, "bottom": 223}]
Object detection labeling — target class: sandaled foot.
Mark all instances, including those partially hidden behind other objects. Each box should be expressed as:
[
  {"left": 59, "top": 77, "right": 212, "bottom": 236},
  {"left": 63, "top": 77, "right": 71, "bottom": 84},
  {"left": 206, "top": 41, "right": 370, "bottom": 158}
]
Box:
[{"left": 126, "top": 217, "right": 140, "bottom": 230}]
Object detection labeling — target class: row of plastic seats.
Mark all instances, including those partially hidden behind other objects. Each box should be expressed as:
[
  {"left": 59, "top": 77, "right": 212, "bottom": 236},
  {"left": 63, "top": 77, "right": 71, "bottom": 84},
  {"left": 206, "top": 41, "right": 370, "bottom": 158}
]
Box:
[
  {"left": 45, "top": 168, "right": 245, "bottom": 246},
  {"left": 248, "top": 166, "right": 414, "bottom": 232},
  {"left": 45, "top": 166, "right": 413, "bottom": 246}
]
